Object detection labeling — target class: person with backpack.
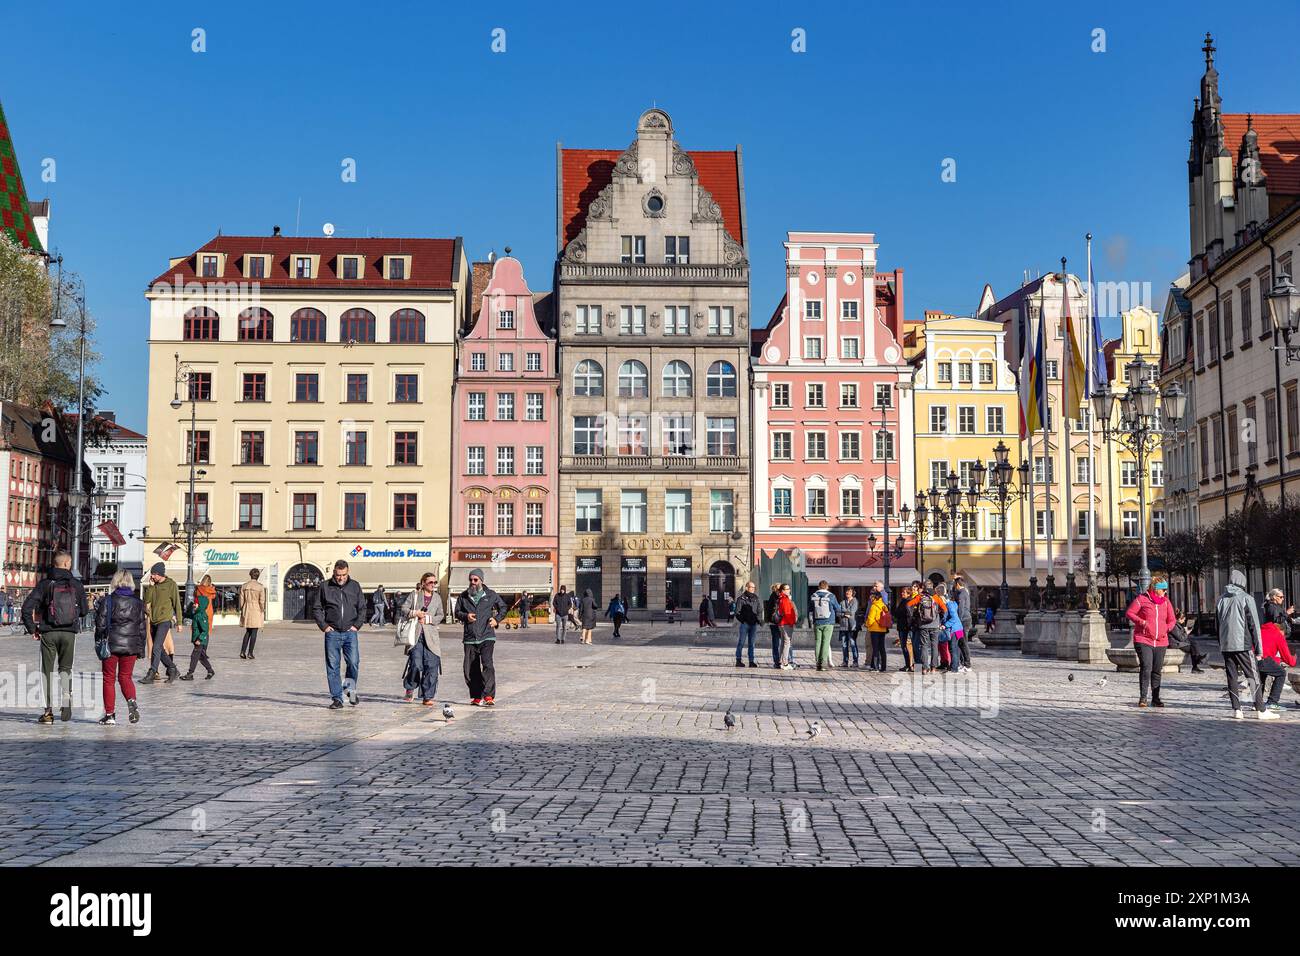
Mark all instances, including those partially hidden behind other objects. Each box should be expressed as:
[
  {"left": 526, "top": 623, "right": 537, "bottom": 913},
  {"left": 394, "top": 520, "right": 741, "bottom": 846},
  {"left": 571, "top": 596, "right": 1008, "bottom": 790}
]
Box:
[
  {"left": 838, "top": 588, "right": 860, "bottom": 668},
  {"left": 893, "top": 584, "right": 914, "bottom": 671},
  {"left": 605, "top": 594, "right": 627, "bottom": 639},
  {"left": 907, "top": 582, "right": 946, "bottom": 674},
  {"left": 552, "top": 586, "right": 574, "bottom": 644},
  {"left": 735, "top": 580, "right": 761, "bottom": 668},
  {"left": 951, "top": 575, "right": 973, "bottom": 670},
  {"left": 936, "top": 583, "right": 964, "bottom": 673},
  {"left": 180, "top": 575, "right": 217, "bottom": 681},
  {"left": 865, "top": 588, "right": 892, "bottom": 672},
  {"left": 764, "top": 584, "right": 783, "bottom": 667},
  {"left": 95, "top": 568, "right": 146, "bottom": 726},
  {"left": 1215, "top": 569, "right": 1276, "bottom": 720},
  {"left": 809, "top": 581, "right": 841, "bottom": 672},
  {"left": 21, "top": 550, "right": 88, "bottom": 724},
  {"left": 776, "top": 583, "right": 798, "bottom": 670},
  {"left": 141, "top": 563, "right": 182, "bottom": 685}
]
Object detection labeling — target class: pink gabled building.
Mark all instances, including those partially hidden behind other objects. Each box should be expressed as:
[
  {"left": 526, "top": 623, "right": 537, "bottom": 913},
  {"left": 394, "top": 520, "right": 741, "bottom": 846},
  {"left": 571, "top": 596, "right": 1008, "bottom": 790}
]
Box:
[
  {"left": 752, "top": 232, "right": 917, "bottom": 592},
  {"left": 449, "top": 255, "right": 559, "bottom": 610}
]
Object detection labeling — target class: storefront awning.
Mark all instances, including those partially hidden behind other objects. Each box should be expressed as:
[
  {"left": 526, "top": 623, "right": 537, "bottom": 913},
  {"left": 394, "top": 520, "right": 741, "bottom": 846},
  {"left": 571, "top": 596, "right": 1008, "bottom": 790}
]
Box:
[
  {"left": 345, "top": 561, "right": 440, "bottom": 589},
  {"left": 961, "top": 567, "right": 1036, "bottom": 588},
  {"left": 449, "top": 563, "right": 553, "bottom": 594},
  {"left": 203, "top": 566, "right": 262, "bottom": 586},
  {"left": 805, "top": 566, "right": 918, "bottom": 587}
]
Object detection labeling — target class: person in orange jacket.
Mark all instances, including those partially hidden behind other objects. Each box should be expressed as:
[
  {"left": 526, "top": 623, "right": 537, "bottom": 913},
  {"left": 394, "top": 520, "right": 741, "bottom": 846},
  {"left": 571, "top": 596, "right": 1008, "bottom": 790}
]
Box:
[{"left": 906, "top": 583, "right": 947, "bottom": 674}]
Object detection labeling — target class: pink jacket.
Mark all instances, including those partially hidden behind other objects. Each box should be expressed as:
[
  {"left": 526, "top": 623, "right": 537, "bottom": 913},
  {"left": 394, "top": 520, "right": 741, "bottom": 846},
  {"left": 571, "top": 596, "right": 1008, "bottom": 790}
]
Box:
[{"left": 1126, "top": 591, "right": 1176, "bottom": 647}]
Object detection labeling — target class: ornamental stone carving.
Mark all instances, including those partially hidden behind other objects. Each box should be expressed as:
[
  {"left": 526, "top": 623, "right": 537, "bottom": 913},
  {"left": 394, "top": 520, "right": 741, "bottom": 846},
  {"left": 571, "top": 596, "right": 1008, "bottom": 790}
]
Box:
[
  {"left": 649, "top": 311, "right": 660, "bottom": 329},
  {"left": 672, "top": 145, "right": 697, "bottom": 177},
  {"left": 640, "top": 109, "right": 670, "bottom": 130},
  {"left": 563, "top": 231, "right": 587, "bottom": 263},
  {"left": 694, "top": 190, "right": 723, "bottom": 223},
  {"left": 738, "top": 312, "right": 748, "bottom": 329},
  {"left": 613, "top": 141, "right": 640, "bottom": 177},
  {"left": 561, "top": 310, "right": 572, "bottom": 330},
  {"left": 786, "top": 265, "right": 801, "bottom": 278},
  {"left": 824, "top": 265, "right": 838, "bottom": 277},
  {"left": 723, "top": 235, "right": 748, "bottom": 266},
  {"left": 642, "top": 187, "right": 666, "bottom": 218},
  {"left": 588, "top": 184, "right": 615, "bottom": 220}
]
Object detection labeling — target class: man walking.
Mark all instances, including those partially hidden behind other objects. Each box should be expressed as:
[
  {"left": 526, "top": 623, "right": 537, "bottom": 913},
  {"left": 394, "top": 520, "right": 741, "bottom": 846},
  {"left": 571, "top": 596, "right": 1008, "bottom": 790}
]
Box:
[
  {"left": 734, "top": 580, "right": 761, "bottom": 668},
  {"left": 907, "top": 581, "right": 946, "bottom": 674},
  {"left": 809, "top": 580, "right": 841, "bottom": 672},
  {"left": 141, "top": 562, "right": 181, "bottom": 685},
  {"left": 1215, "top": 568, "right": 1277, "bottom": 720},
  {"left": 455, "top": 568, "right": 506, "bottom": 706},
  {"left": 313, "top": 560, "right": 366, "bottom": 710},
  {"left": 519, "top": 592, "right": 532, "bottom": 630},
  {"left": 369, "top": 584, "right": 386, "bottom": 626},
  {"left": 238, "top": 568, "right": 266, "bottom": 660},
  {"left": 552, "top": 585, "right": 573, "bottom": 644},
  {"left": 21, "top": 551, "right": 87, "bottom": 723}
]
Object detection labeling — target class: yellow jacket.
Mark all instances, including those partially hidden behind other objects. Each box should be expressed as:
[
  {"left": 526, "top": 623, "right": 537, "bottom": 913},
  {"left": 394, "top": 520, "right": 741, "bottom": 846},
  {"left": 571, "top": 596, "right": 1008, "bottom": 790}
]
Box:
[{"left": 866, "top": 598, "right": 888, "bottom": 632}]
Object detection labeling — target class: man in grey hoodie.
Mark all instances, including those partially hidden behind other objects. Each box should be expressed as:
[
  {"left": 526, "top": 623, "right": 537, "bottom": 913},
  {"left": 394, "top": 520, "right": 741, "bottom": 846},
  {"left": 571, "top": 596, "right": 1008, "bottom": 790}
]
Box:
[
  {"left": 1215, "top": 568, "right": 1276, "bottom": 719},
  {"left": 454, "top": 568, "right": 507, "bottom": 706}
]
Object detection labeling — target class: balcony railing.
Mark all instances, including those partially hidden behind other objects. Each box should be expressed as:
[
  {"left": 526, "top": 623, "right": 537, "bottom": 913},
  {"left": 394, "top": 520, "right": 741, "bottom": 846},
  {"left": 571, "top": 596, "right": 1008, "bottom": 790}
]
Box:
[
  {"left": 558, "top": 262, "right": 747, "bottom": 284},
  {"left": 562, "top": 454, "right": 744, "bottom": 472}
]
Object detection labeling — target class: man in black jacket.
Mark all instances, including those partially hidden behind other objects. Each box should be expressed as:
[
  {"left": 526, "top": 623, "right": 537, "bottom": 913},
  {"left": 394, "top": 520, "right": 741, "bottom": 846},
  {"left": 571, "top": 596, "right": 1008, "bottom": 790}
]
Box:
[
  {"left": 454, "top": 568, "right": 506, "bottom": 705},
  {"left": 312, "top": 560, "right": 365, "bottom": 710},
  {"left": 21, "top": 551, "right": 88, "bottom": 724},
  {"left": 552, "top": 586, "right": 573, "bottom": 644}
]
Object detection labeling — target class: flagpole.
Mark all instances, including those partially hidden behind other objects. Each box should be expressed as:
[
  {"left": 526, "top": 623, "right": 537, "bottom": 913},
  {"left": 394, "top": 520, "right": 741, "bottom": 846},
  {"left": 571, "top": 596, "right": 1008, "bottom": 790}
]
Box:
[
  {"left": 1085, "top": 235, "right": 1100, "bottom": 611},
  {"left": 1023, "top": 301, "right": 1039, "bottom": 603},
  {"left": 1061, "top": 258, "right": 1076, "bottom": 607},
  {"left": 1039, "top": 282, "right": 1056, "bottom": 607}
]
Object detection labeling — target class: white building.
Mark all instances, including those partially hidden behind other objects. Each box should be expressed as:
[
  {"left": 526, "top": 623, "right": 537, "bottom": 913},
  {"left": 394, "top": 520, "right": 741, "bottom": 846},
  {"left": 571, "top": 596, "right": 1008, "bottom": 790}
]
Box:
[{"left": 82, "top": 413, "right": 148, "bottom": 579}]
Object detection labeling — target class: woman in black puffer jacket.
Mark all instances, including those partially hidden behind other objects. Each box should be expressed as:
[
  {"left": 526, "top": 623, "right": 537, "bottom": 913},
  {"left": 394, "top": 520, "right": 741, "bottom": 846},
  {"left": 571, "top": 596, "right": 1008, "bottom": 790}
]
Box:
[{"left": 96, "top": 569, "right": 147, "bottom": 725}]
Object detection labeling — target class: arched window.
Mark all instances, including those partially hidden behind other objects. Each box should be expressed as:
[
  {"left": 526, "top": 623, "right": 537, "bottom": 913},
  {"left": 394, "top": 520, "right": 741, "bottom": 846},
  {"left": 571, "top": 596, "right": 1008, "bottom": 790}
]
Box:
[
  {"left": 340, "top": 308, "right": 376, "bottom": 343},
  {"left": 662, "top": 360, "right": 692, "bottom": 397},
  {"left": 238, "top": 307, "right": 274, "bottom": 341},
  {"left": 618, "top": 360, "right": 648, "bottom": 397},
  {"left": 573, "top": 360, "right": 604, "bottom": 397},
  {"left": 290, "top": 308, "right": 326, "bottom": 342},
  {"left": 183, "top": 307, "right": 220, "bottom": 341},
  {"left": 706, "top": 360, "right": 737, "bottom": 397},
  {"left": 389, "top": 308, "right": 425, "bottom": 343}
]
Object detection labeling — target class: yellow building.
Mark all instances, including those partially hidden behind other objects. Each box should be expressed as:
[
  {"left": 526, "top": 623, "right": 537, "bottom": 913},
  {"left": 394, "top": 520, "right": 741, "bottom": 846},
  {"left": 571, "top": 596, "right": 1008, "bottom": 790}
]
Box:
[
  {"left": 144, "top": 234, "right": 469, "bottom": 621},
  {"left": 907, "top": 313, "right": 1024, "bottom": 598}
]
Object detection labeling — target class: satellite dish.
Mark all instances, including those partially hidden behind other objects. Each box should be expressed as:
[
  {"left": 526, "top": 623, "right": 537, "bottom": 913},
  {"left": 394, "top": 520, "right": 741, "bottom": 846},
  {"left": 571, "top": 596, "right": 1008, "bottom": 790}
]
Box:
[{"left": 322, "top": 222, "right": 335, "bottom": 236}]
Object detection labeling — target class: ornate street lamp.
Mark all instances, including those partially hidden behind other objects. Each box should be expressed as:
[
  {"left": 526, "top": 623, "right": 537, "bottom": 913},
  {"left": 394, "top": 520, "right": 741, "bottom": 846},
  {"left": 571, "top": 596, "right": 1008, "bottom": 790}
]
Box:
[{"left": 1266, "top": 272, "right": 1300, "bottom": 362}]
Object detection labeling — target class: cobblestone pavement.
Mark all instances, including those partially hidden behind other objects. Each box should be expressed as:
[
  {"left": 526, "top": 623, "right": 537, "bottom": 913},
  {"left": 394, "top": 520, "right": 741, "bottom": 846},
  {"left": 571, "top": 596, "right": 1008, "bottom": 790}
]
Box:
[{"left": 0, "top": 619, "right": 1296, "bottom": 866}]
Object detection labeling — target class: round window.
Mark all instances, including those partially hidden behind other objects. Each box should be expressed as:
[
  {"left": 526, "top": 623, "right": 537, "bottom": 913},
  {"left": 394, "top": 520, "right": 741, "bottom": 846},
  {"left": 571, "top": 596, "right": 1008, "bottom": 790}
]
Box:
[{"left": 646, "top": 195, "right": 664, "bottom": 213}]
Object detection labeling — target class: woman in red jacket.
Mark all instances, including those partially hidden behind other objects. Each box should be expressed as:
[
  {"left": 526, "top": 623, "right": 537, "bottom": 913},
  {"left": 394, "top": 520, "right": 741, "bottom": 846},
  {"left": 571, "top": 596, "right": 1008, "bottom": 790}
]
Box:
[
  {"left": 1259, "top": 620, "right": 1296, "bottom": 711},
  {"left": 1125, "top": 575, "right": 1177, "bottom": 708}
]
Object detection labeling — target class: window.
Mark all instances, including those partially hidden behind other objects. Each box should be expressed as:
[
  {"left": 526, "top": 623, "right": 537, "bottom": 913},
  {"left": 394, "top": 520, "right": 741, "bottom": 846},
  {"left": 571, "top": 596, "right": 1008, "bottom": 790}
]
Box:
[
  {"left": 344, "top": 492, "right": 366, "bottom": 531},
  {"left": 1152, "top": 510, "right": 1166, "bottom": 538},
  {"left": 773, "top": 487, "right": 792, "bottom": 516},
  {"left": 619, "top": 306, "right": 646, "bottom": 336},
  {"left": 184, "top": 492, "right": 209, "bottom": 525},
  {"left": 495, "top": 502, "right": 514, "bottom": 536},
  {"left": 1120, "top": 461, "right": 1137, "bottom": 487},
  {"left": 394, "top": 374, "right": 418, "bottom": 403},
  {"left": 989, "top": 511, "right": 1004, "bottom": 538},
  {"left": 1208, "top": 308, "right": 1220, "bottom": 363},
  {"left": 294, "top": 373, "right": 319, "bottom": 402},
  {"left": 805, "top": 300, "right": 823, "bottom": 321},
  {"left": 1076, "top": 510, "right": 1090, "bottom": 538},
  {"left": 467, "top": 446, "right": 485, "bottom": 475},
  {"left": 708, "top": 307, "right": 734, "bottom": 336},
  {"left": 241, "top": 372, "right": 266, "bottom": 402},
  {"left": 1245, "top": 399, "right": 1258, "bottom": 467},
  {"left": 841, "top": 488, "right": 861, "bottom": 517},
  {"left": 807, "top": 488, "right": 827, "bottom": 516},
  {"left": 937, "top": 362, "right": 952, "bottom": 383},
  {"left": 295, "top": 257, "right": 312, "bottom": 279},
  {"left": 1240, "top": 283, "right": 1253, "bottom": 342},
  {"left": 292, "top": 493, "right": 317, "bottom": 530},
  {"left": 1227, "top": 407, "right": 1240, "bottom": 472},
  {"left": 1035, "top": 510, "right": 1055, "bottom": 537},
  {"left": 574, "top": 360, "right": 604, "bottom": 396},
  {"left": 1222, "top": 296, "right": 1234, "bottom": 352},
  {"left": 662, "top": 360, "right": 692, "bottom": 397},
  {"left": 617, "top": 415, "right": 647, "bottom": 455},
  {"left": 874, "top": 430, "right": 895, "bottom": 462},
  {"left": 573, "top": 416, "right": 604, "bottom": 455},
  {"left": 344, "top": 430, "right": 367, "bottom": 466},
  {"left": 986, "top": 406, "right": 1005, "bottom": 434},
  {"left": 664, "top": 236, "right": 690, "bottom": 264},
  {"left": 979, "top": 362, "right": 994, "bottom": 384},
  {"left": 620, "top": 235, "right": 646, "bottom": 264},
  {"left": 183, "top": 308, "right": 219, "bottom": 341},
  {"left": 662, "top": 415, "right": 693, "bottom": 456},
  {"left": 340, "top": 308, "right": 376, "bottom": 343},
  {"left": 958, "top": 362, "right": 973, "bottom": 383},
  {"left": 575, "top": 490, "right": 602, "bottom": 532},
  {"left": 1075, "top": 455, "right": 1092, "bottom": 484},
  {"left": 498, "top": 352, "right": 515, "bottom": 372},
  {"left": 390, "top": 309, "right": 425, "bottom": 343},
  {"left": 497, "top": 393, "right": 515, "bottom": 420},
  {"left": 1288, "top": 385, "right": 1300, "bottom": 456},
  {"left": 841, "top": 337, "right": 860, "bottom": 359},
  {"left": 342, "top": 257, "right": 359, "bottom": 280},
  {"left": 706, "top": 361, "right": 737, "bottom": 397},
  {"left": 497, "top": 309, "right": 515, "bottom": 331},
  {"left": 187, "top": 371, "right": 212, "bottom": 401},
  {"left": 238, "top": 493, "right": 263, "bottom": 530},
  {"left": 875, "top": 383, "right": 893, "bottom": 409},
  {"left": 771, "top": 431, "right": 793, "bottom": 460},
  {"left": 772, "top": 383, "right": 791, "bottom": 408},
  {"left": 293, "top": 431, "right": 319, "bottom": 465},
  {"left": 1265, "top": 393, "right": 1279, "bottom": 460},
  {"left": 185, "top": 430, "right": 211, "bottom": 465},
  {"left": 466, "top": 502, "right": 485, "bottom": 536},
  {"left": 708, "top": 490, "right": 734, "bottom": 531},
  {"left": 526, "top": 446, "right": 544, "bottom": 475},
  {"left": 238, "top": 308, "right": 274, "bottom": 341},
  {"left": 840, "top": 383, "right": 859, "bottom": 408},
  {"left": 930, "top": 406, "right": 948, "bottom": 433},
  {"left": 526, "top": 393, "right": 544, "bottom": 421},
  {"left": 841, "top": 300, "right": 859, "bottom": 321},
  {"left": 665, "top": 490, "right": 692, "bottom": 533},
  {"left": 1046, "top": 359, "right": 1059, "bottom": 380},
  {"left": 1122, "top": 510, "right": 1139, "bottom": 539},
  {"left": 806, "top": 432, "right": 827, "bottom": 461},
  {"left": 387, "top": 492, "right": 417, "bottom": 531},
  {"left": 840, "top": 432, "right": 861, "bottom": 461},
  {"left": 526, "top": 352, "right": 542, "bottom": 372},
  {"left": 958, "top": 406, "right": 976, "bottom": 434},
  {"left": 240, "top": 430, "right": 264, "bottom": 465},
  {"left": 620, "top": 490, "right": 647, "bottom": 532},
  {"left": 201, "top": 254, "right": 218, "bottom": 277},
  {"left": 618, "top": 360, "right": 648, "bottom": 397},
  {"left": 468, "top": 392, "right": 486, "bottom": 421},
  {"left": 804, "top": 337, "right": 823, "bottom": 359},
  {"left": 388, "top": 258, "right": 406, "bottom": 280},
  {"left": 664, "top": 305, "right": 690, "bottom": 336},
  {"left": 394, "top": 431, "right": 418, "bottom": 465},
  {"left": 575, "top": 305, "right": 602, "bottom": 335},
  {"left": 875, "top": 489, "right": 896, "bottom": 517},
  {"left": 706, "top": 417, "right": 738, "bottom": 456},
  {"left": 290, "top": 308, "right": 326, "bottom": 342},
  {"left": 525, "top": 501, "right": 544, "bottom": 536},
  {"left": 1033, "top": 456, "right": 1054, "bottom": 484},
  {"left": 806, "top": 383, "right": 825, "bottom": 408}
]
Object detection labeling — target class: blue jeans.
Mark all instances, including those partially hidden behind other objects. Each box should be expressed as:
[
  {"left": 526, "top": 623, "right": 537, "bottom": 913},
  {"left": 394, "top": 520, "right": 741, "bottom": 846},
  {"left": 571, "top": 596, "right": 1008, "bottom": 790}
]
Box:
[
  {"left": 735, "top": 621, "right": 758, "bottom": 663},
  {"left": 769, "top": 625, "right": 783, "bottom": 665},
  {"left": 840, "top": 626, "right": 859, "bottom": 665},
  {"left": 324, "top": 629, "right": 360, "bottom": 702}
]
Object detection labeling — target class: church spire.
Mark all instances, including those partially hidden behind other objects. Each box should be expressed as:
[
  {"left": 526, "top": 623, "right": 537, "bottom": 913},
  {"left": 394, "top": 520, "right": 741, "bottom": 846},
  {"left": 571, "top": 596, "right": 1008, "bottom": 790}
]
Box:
[{"left": 1200, "top": 32, "right": 1221, "bottom": 115}]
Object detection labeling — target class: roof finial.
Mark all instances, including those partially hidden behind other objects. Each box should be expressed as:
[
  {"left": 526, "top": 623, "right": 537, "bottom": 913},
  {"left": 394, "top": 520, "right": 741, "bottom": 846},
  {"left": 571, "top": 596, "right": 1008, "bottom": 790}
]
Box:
[{"left": 1202, "top": 32, "right": 1215, "bottom": 69}]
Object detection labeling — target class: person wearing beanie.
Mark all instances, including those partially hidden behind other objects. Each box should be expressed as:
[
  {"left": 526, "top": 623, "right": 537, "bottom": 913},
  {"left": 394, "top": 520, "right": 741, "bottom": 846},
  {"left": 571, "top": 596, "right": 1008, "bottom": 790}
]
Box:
[
  {"left": 1125, "top": 575, "right": 1177, "bottom": 707},
  {"left": 454, "top": 568, "right": 506, "bottom": 706},
  {"left": 141, "top": 563, "right": 182, "bottom": 685},
  {"left": 1215, "top": 568, "right": 1275, "bottom": 719}
]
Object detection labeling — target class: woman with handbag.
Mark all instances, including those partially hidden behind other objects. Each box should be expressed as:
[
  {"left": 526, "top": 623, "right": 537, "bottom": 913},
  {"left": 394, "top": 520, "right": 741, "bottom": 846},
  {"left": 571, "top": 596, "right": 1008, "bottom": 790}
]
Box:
[
  {"left": 96, "top": 569, "right": 146, "bottom": 726},
  {"left": 180, "top": 575, "right": 217, "bottom": 681},
  {"left": 400, "top": 572, "right": 444, "bottom": 705}
]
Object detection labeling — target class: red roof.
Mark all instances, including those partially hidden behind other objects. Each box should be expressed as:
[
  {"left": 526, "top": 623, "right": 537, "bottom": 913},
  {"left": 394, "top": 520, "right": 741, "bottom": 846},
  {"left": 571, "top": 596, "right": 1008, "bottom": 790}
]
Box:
[
  {"left": 67, "top": 415, "right": 146, "bottom": 442},
  {"left": 148, "top": 235, "right": 459, "bottom": 289},
  {"left": 1223, "top": 114, "right": 1300, "bottom": 198},
  {"left": 560, "top": 148, "right": 743, "bottom": 247}
]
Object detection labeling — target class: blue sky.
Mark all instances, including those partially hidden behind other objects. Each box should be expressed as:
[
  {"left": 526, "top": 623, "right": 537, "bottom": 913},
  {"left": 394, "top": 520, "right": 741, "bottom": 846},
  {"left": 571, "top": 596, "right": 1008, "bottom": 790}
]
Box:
[{"left": 5, "top": 0, "right": 1299, "bottom": 431}]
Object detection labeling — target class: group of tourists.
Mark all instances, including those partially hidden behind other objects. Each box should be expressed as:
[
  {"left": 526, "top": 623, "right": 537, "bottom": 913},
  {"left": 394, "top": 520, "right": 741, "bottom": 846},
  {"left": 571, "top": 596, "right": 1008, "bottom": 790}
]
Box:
[{"left": 1125, "top": 570, "right": 1296, "bottom": 718}]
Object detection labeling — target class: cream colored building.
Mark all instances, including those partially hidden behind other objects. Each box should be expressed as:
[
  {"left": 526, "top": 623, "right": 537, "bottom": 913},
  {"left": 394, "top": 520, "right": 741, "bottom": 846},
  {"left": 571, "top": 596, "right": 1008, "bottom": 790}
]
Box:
[{"left": 144, "top": 234, "right": 469, "bottom": 620}]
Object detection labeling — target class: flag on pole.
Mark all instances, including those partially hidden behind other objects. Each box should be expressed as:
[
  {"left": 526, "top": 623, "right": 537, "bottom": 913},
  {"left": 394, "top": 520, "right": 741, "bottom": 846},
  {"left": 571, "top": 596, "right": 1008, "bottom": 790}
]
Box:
[
  {"left": 1062, "top": 272, "right": 1087, "bottom": 420},
  {"left": 153, "top": 542, "right": 178, "bottom": 560},
  {"left": 98, "top": 520, "right": 126, "bottom": 548},
  {"left": 1085, "top": 257, "right": 1107, "bottom": 395},
  {"left": 1020, "top": 298, "right": 1047, "bottom": 439}
]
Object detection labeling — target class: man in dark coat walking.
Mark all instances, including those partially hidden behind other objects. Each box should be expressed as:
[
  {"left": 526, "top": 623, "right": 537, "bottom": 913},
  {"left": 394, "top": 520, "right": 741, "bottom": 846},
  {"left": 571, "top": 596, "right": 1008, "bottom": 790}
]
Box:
[
  {"left": 22, "top": 551, "right": 88, "bottom": 724},
  {"left": 313, "top": 559, "right": 366, "bottom": 710},
  {"left": 454, "top": 568, "right": 507, "bottom": 706}
]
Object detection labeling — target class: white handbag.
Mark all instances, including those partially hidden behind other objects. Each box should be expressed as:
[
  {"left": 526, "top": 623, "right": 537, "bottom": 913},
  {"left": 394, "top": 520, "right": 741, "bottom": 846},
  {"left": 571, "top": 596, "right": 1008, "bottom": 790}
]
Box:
[{"left": 398, "top": 616, "right": 419, "bottom": 647}]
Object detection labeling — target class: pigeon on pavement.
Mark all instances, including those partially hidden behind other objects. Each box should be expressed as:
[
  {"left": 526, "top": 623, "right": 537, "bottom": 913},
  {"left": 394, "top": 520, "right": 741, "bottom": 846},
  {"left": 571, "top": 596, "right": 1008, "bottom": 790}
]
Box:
[
  {"left": 442, "top": 703, "right": 455, "bottom": 719},
  {"left": 807, "top": 720, "right": 821, "bottom": 739},
  {"left": 724, "top": 710, "right": 735, "bottom": 730}
]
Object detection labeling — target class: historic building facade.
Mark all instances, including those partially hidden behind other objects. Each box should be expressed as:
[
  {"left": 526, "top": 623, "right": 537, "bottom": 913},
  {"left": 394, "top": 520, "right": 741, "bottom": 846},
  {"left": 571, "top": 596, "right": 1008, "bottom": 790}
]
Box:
[
  {"left": 752, "top": 232, "right": 915, "bottom": 591},
  {"left": 82, "top": 413, "right": 148, "bottom": 579},
  {"left": 555, "top": 108, "right": 751, "bottom": 614},
  {"left": 144, "top": 234, "right": 469, "bottom": 621},
  {"left": 449, "top": 255, "right": 559, "bottom": 608}
]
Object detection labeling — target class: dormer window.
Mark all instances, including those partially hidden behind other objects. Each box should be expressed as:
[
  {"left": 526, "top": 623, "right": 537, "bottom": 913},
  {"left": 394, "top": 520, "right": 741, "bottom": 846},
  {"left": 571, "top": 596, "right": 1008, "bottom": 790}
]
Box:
[
  {"left": 498, "top": 310, "right": 515, "bottom": 330},
  {"left": 244, "top": 255, "right": 267, "bottom": 279},
  {"left": 388, "top": 258, "right": 405, "bottom": 280},
  {"left": 342, "top": 256, "right": 359, "bottom": 280},
  {"left": 295, "top": 256, "right": 312, "bottom": 279},
  {"left": 201, "top": 255, "right": 219, "bottom": 278}
]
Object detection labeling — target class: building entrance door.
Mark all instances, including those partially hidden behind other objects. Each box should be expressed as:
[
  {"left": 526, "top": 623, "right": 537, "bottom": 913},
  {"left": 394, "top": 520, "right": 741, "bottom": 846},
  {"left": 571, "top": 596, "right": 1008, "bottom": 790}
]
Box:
[{"left": 283, "top": 563, "right": 323, "bottom": 621}]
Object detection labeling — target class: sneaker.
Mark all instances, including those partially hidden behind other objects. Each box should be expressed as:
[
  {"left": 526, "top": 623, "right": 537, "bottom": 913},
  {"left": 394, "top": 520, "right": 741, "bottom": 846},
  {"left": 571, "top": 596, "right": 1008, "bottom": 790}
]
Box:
[
  {"left": 205, "top": 671, "right": 215, "bottom": 680},
  {"left": 470, "top": 698, "right": 482, "bottom": 706},
  {"left": 483, "top": 697, "right": 496, "bottom": 706},
  {"left": 179, "top": 673, "right": 195, "bottom": 682},
  {"left": 1256, "top": 709, "right": 1280, "bottom": 720},
  {"left": 328, "top": 699, "right": 344, "bottom": 710},
  {"left": 1138, "top": 700, "right": 1148, "bottom": 708},
  {"left": 165, "top": 669, "right": 180, "bottom": 683},
  {"left": 126, "top": 699, "right": 140, "bottom": 724},
  {"left": 1231, "top": 709, "right": 1244, "bottom": 719},
  {"left": 403, "top": 691, "right": 415, "bottom": 703},
  {"left": 99, "top": 713, "right": 116, "bottom": 725},
  {"left": 422, "top": 699, "right": 436, "bottom": 707},
  {"left": 38, "top": 710, "right": 53, "bottom": 724},
  {"left": 346, "top": 687, "right": 359, "bottom": 706},
  {"left": 781, "top": 664, "right": 793, "bottom": 671}
]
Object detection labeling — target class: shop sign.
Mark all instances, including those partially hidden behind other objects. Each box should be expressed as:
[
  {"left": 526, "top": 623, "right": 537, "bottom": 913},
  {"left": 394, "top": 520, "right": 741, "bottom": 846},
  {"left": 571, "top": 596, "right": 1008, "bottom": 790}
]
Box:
[
  {"left": 203, "top": 548, "right": 240, "bottom": 566},
  {"left": 622, "top": 557, "right": 647, "bottom": 572},
  {"left": 577, "top": 557, "right": 602, "bottom": 572},
  {"left": 666, "top": 557, "right": 692, "bottom": 573},
  {"left": 458, "top": 550, "right": 552, "bottom": 563},
  {"left": 349, "top": 544, "right": 433, "bottom": 559},
  {"left": 807, "top": 554, "right": 841, "bottom": 567}
]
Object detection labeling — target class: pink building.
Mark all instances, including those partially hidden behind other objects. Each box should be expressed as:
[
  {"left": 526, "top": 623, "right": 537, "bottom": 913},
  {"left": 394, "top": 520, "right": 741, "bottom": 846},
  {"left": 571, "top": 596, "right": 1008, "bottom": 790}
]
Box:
[
  {"left": 449, "top": 256, "right": 559, "bottom": 610},
  {"left": 752, "top": 232, "right": 917, "bottom": 592}
]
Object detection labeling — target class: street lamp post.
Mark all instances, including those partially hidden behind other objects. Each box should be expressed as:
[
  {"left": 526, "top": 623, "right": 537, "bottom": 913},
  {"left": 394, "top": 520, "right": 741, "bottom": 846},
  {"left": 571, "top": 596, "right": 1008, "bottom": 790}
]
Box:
[
  {"left": 48, "top": 275, "right": 90, "bottom": 579},
  {"left": 967, "top": 442, "right": 1032, "bottom": 613},
  {"left": 1093, "top": 355, "right": 1187, "bottom": 594},
  {"left": 170, "top": 354, "right": 205, "bottom": 605}
]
